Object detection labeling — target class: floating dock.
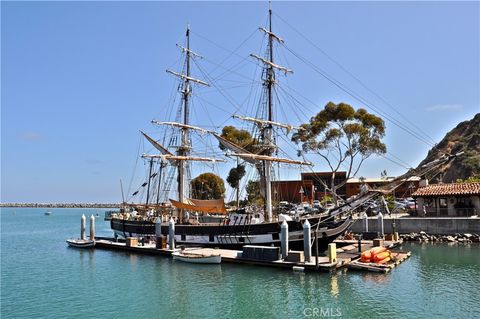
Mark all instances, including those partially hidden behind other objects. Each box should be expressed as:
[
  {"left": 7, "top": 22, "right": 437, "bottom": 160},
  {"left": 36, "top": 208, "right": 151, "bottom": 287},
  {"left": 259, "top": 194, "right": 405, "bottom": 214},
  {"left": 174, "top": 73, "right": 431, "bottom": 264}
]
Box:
[
  {"left": 92, "top": 237, "right": 409, "bottom": 273},
  {"left": 347, "top": 251, "right": 411, "bottom": 273}
]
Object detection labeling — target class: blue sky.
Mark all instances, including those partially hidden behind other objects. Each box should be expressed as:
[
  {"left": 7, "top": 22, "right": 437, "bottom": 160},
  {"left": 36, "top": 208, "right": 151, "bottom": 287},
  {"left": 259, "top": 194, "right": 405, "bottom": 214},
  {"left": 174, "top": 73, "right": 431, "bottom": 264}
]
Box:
[{"left": 1, "top": 1, "right": 479, "bottom": 203}]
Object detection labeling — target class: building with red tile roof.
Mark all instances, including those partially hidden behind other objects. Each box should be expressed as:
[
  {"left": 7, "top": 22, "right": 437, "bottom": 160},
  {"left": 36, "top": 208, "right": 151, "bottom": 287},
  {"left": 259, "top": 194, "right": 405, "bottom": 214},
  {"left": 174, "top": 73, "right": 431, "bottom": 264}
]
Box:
[{"left": 412, "top": 183, "right": 480, "bottom": 217}]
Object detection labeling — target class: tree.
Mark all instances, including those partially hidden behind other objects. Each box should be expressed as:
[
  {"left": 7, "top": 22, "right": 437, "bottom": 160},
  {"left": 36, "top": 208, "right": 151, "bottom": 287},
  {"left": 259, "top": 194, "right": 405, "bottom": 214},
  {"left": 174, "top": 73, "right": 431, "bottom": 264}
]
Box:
[
  {"left": 220, "top": 126, "right": 258, "bottom": 207},
  {"left": 219, "top": 126, "right": 255, "bottom": 152},
  {"left": 246, "top": 180, "right": 264, "bottom": 206},
  {"left": 191, "top": 173, "right": 225, "bottom": 200},
  {"left": 292, "top": 102, "right": 386, "bottom": 204},
  {"left": 226, "top": 164, "right": 246, "bottom": 208}
]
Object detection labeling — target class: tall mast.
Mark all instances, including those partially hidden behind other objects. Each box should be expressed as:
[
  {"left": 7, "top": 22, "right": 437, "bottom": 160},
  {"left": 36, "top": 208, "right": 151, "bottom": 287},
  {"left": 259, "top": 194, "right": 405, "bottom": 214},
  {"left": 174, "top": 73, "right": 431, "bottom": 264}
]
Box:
[
  {"left": 178, "top": 26, "right": 191, "bottom": 220},
  {"left": 164, "top": 26, "right": 209, "bottom": 219},
  {"left": 250, "top": 3, "right": 291, "bottom": 222},
  {"left": 264, "top": 4, "right": 274, "bottom": 222},
  {"left": 267, "top": 3, "right": 274, "bottom": 123}
]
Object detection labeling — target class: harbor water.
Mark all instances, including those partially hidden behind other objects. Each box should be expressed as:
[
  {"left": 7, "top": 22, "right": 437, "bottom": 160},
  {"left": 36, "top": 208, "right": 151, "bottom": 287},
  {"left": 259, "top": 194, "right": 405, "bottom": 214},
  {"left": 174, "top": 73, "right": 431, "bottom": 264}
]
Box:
[{"left": 1, "top": 208, "right": 479, "bottom": 318}]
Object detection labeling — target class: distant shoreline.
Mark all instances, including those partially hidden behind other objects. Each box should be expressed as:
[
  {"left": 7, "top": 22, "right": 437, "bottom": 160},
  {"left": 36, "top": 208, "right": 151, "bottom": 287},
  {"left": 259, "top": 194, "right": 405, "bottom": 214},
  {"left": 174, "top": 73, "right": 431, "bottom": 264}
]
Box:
[{"left": 0, "top": 203, "right": 120, "bottom": 208}]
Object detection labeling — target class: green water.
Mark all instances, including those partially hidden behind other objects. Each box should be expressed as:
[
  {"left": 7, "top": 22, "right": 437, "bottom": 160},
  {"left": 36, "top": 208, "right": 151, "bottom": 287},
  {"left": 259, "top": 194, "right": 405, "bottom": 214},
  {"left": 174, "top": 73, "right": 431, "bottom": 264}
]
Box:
[{"left": 1, "top": 208, "right": 479, "bottom": 318}]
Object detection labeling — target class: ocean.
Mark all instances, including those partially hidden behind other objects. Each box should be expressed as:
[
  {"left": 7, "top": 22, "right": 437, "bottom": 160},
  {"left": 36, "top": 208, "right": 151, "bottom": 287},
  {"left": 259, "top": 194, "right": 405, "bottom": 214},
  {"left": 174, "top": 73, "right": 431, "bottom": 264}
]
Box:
[{"left": 1, "top": 208, "right": 479, "bottom": 318}]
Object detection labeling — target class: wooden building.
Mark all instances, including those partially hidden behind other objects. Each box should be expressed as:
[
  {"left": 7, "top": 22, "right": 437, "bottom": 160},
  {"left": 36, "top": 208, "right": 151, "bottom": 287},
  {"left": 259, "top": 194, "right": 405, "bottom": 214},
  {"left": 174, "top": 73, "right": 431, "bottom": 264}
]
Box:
[
  {"left": 271, "top": 173, "right": 420, "bottom": 204},
  {"left": 412, "top": 182, "right": 480, "bottom": 217},
  {"left": 272, "top": 180, "right": 314, "bottom": 204},
  {"left": 301, "top": 171, "right": 347, "bottom": 200}
]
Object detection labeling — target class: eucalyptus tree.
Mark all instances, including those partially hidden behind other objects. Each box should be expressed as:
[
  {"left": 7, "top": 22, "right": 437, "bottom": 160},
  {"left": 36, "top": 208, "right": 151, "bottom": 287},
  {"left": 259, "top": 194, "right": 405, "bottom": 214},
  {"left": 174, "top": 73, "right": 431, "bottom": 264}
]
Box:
[{"left": 292, "top": 102, "right": 386, "bottom": 204}]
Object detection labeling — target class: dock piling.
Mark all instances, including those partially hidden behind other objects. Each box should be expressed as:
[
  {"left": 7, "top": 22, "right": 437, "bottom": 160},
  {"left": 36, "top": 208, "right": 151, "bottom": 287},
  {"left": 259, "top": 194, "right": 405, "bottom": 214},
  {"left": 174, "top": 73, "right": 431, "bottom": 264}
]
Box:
[
  {"left": 281, "top": 220, "right": 289, "bottom": 259},
  {"left": 303, "top": 219, "right": 311, "bottom": 263},
  {"left": 168, "top": 217, "right": 175, "bottom": 250},
  {"left": 155, "top": 217, "right": 162, "bottom": 237},
  {"left": 328, "top": 243, "right": 337, "bottom": 264},
  {"left": 362, "top": 212, "right": 369, "bottom": 232},
  {"left": 89, "top": 214, "right": 95, "bottom": 240},
  {"left": 378, "top": 212, "right": 384, "bottom": 238},
  {"left": 81, "top": 214, "right": 86, "bottom": 240},
  {"left": 155, "top": 217, "right": 162, "bottom": 248},
  {"left": 358, "top": 233, "right": 363, "bottom": 253}
]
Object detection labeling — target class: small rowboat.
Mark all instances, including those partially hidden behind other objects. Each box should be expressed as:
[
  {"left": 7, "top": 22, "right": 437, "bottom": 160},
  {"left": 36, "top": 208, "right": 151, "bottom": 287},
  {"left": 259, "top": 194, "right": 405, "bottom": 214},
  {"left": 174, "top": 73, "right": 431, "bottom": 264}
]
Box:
[
  {"left": 66, "top": 239, "right": 95, "bottom": 248},
  {"left": 172, "top": 251, "right": 221, "bottom": 264}
]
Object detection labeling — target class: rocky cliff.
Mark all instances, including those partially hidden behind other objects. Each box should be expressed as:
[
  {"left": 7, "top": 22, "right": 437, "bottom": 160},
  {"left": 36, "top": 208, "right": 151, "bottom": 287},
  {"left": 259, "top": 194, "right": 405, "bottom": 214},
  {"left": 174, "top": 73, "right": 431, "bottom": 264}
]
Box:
[{"left": 417, "top": 113, "right": 480, "bottom": 182}]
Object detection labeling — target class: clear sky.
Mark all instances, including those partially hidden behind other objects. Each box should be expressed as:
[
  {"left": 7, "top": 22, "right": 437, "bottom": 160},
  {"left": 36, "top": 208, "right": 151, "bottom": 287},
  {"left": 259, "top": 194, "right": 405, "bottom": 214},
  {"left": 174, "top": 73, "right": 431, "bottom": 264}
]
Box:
[{"left": 1, "top": 1, "right": 479, "bottom": 203}]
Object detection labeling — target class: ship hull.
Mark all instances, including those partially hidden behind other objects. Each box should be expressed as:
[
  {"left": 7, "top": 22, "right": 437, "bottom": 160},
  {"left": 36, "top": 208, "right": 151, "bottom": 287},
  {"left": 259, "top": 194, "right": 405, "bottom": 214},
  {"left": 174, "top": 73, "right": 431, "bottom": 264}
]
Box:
[{"left": 110, "top": 216, "right": 353, "bottom": 252}]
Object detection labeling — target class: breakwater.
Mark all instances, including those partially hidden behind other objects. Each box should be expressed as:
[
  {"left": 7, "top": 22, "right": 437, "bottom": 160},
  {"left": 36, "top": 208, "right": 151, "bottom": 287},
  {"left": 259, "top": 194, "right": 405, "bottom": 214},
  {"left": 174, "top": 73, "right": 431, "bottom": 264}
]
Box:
[{"left": 0, "top": 203, "right": 120, "bottom": 208}]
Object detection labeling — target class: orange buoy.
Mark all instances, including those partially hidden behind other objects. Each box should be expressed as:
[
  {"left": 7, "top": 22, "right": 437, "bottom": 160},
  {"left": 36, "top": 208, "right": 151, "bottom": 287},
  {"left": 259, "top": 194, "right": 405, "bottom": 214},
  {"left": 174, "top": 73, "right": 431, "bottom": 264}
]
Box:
[
  {"left": 370, "top": 246, "right": 387, "bottom": 256},
  {"left": 360, "top": 251, "right": 372, "bottom": 262},
  {"left": 373, "top": 251, "right": 391, "bottom": 263},
  {"left": 376, "top": 256, "right": 391, "bottom": 264}
]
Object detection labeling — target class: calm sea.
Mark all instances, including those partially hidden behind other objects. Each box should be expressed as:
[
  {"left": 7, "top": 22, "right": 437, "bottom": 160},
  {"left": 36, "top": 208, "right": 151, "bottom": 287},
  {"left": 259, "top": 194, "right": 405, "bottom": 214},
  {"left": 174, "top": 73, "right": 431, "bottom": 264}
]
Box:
[{"left": 1, "top": 208, "right": 479, "bottom": 318}]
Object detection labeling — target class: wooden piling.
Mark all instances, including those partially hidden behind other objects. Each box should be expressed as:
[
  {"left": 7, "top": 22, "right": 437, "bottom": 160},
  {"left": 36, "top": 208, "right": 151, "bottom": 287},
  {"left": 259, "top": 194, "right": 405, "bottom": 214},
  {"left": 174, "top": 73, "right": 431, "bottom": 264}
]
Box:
[
  {"left": 81, "top": 214, "right": 86, "bottom": 240},
  {"left": 89, "top": 214, "right": 95, "bottom": 240}
]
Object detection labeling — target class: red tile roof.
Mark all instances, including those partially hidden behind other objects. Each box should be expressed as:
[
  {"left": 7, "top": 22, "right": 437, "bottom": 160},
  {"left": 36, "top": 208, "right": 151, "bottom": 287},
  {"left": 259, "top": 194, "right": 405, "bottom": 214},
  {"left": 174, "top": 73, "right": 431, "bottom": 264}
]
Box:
[{"left": 412, "top": 182, "right": 480, "bottom": 197}]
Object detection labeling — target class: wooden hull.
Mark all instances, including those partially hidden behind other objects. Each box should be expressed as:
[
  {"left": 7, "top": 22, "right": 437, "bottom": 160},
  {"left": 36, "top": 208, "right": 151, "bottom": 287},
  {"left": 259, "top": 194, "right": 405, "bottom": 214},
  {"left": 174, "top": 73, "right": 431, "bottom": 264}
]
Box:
[
  {"left": 66, "top": 239, "right": 95, "bottom": 248},
  {"left": 172, "top": 252, "right": 221, "bottom": 264},
  {"left": 111, "top": 216, "right": 353, "bottom": 252}
]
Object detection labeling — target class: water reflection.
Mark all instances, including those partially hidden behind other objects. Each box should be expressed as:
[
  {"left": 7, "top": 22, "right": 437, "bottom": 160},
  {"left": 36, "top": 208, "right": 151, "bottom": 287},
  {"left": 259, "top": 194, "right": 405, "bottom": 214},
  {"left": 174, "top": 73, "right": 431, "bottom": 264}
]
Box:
[
  {"left": 330, "top": 274, "right": 339, "bottom": 297},
  {"left": 77, "top": 248, "right": 95, "bottom": 271},
  {"left": 361, "top": 273, "right": 390, "bottom": 285}
]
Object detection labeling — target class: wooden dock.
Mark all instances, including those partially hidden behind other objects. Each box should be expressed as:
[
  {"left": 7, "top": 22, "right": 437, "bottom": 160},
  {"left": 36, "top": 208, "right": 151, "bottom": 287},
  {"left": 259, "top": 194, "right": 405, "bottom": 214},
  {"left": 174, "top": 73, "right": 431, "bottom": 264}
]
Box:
[
  {"left": 347, "top": 251, "right": 411, "bottom": 273},
  {"left": 93, "top": 237, "right": 409, "bottom": 273}
]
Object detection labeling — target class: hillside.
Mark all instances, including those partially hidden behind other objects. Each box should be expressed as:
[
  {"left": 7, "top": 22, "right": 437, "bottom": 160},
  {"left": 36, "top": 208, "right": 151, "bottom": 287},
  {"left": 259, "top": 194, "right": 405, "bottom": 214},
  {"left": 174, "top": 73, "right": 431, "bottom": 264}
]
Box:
[{"left": 417, "top": 113, "right": 480, "bottom": 182}]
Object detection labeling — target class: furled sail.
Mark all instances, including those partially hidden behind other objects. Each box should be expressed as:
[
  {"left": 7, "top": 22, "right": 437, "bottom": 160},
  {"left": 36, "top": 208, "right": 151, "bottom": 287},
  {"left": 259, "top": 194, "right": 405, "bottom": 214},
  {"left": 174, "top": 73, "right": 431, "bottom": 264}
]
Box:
[
  {"left": 227, "top": 153, "right": 312, "bottom": 166},
  {"left": 169, "top": 198, "right": 227, "bottom": 214},
  {"left": 250, "top": 54, "right": 293, "bottom": 74},
  {"left": 151, "top": 121, "right": 210, "bottom": 135},
  {"left": 142, "top": 154, "right": 224, "bottom": 163},
  {"left": 233, "top": 114, "right": 303, "bottom": 133}
]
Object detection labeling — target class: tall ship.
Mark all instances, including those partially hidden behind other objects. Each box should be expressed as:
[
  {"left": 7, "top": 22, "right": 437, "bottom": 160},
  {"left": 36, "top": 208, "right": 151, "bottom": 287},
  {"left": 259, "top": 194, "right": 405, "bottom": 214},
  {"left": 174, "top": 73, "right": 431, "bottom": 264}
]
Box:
[{"left": 109, "top": 6, "right": 458, "bottom": 251}]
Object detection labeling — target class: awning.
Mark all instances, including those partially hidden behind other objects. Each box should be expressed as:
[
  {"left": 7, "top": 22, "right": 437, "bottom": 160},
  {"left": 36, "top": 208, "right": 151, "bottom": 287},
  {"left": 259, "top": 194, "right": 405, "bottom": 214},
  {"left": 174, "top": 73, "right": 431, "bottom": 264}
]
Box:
[{"left": 169, "top": 198, "right": 227, "bottom": 214}]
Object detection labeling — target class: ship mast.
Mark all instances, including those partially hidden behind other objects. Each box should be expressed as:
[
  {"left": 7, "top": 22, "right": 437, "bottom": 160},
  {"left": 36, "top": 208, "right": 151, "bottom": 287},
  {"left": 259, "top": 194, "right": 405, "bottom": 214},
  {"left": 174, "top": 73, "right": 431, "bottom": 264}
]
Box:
[
  {"left": 178, "top": 26, "right": 191, "bottom": 219},
  {"left": 246, "top": 4, "right": 294, "bottom": 222},
  {"left": 264, "top": 5, "right": 274, "bottom": 222},
  {"left": 164, "top": 26, "right": 209, "bottom": 220}
]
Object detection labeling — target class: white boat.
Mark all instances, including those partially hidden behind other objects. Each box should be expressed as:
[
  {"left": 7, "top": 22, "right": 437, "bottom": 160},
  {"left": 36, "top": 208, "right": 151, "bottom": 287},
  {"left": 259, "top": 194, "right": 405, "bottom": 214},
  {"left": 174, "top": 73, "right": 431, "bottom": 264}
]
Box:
[
  {"left": 66, "top": 239, "right": 95, "bottom": 248},
  {"left": 172, "top": 251, "right": 221, "bottom": 264},
  {"left": 45, "top": 211, "right": 52, "bottom": 215}
]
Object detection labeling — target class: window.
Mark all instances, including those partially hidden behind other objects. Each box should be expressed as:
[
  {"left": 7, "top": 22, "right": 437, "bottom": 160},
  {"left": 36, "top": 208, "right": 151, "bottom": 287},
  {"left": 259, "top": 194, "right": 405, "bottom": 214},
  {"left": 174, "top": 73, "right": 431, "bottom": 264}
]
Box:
[{"left": 439, "top": 198, "right": 448, "bottom": 208}]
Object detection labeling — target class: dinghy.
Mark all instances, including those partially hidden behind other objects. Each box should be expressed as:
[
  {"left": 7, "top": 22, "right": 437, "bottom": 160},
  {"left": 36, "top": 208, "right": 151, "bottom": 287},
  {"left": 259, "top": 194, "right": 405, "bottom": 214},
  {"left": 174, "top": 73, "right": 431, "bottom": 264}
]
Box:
[
  {"left": 172, "top": 251, "right": 221, "bottom": 264},
  {"left": 66, "top": 239, "right": 95, "bottom": 248}
]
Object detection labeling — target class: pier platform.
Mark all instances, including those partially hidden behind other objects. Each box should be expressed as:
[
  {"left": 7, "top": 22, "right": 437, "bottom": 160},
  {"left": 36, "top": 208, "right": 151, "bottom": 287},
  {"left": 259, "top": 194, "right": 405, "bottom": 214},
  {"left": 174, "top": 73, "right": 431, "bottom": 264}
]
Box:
[{"left": 93, "top": 237, "right": 408, "bottom": 273}]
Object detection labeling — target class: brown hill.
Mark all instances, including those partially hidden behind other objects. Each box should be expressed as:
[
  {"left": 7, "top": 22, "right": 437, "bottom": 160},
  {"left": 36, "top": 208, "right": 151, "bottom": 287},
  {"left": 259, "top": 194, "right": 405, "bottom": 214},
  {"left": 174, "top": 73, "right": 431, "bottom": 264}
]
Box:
[{"left": 417, "top": 113, "right": 480, "bottom": 182}]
